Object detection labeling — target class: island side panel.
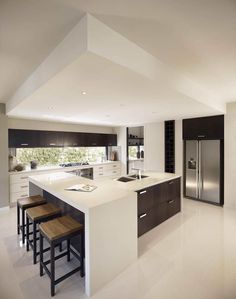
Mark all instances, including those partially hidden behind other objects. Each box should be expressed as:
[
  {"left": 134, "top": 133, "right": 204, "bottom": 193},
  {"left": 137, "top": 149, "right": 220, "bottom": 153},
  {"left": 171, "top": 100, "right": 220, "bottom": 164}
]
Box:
[
  {"left": 86, "top": 192, "right": 137, "bottom": 296},
  {"left": 29, "top": 182, "right": 85, "bottom": 262}
]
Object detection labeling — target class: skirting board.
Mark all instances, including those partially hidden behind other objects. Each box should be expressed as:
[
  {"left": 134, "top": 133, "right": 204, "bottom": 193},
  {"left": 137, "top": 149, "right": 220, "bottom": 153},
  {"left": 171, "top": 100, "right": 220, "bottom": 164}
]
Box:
[{"left": 0, "top": 206, "right": 10, "bottom": 213}]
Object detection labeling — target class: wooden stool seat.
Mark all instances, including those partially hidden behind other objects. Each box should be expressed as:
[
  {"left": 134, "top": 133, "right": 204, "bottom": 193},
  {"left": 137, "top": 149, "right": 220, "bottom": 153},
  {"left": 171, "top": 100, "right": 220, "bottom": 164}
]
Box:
[
  {"left": 18, "top": 195, "right": 46, "bottom": 209},
  {"left": 26, "top": 203, "right": 61, "bottom": 264},
  {"left": 39, "top": 215, "right": 83, "bottom": 241},
  {"left": 39, "top": 216, "right": 84, "bottom": 296},
  {"left": 17, "top": 195, "right": 46, "bottom": 244},
  {"left": 26, "top": 203, "right": 61, "bottom": 222}
]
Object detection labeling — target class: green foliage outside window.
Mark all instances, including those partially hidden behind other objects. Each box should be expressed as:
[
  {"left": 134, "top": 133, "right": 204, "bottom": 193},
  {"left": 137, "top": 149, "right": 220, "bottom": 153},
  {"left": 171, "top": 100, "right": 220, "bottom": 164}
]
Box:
[{"left": 16, "top": 147, "right": 106, "bottom": 166}]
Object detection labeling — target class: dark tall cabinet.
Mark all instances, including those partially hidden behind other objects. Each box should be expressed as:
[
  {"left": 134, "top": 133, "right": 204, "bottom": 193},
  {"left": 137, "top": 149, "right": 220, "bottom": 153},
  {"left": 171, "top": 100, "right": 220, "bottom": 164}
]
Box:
[{"left": 165, "top": 120, "right": 175, "bottom": 173}]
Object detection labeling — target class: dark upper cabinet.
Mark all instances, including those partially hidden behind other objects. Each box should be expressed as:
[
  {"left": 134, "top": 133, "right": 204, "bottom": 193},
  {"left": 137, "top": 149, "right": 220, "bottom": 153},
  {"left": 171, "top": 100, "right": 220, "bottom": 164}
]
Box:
[
  {"left": 8, "top": 129, "right": 117, "bottom": 148},
  {"left": 63, "top": 132, "right": 81, "bottom": 147},
  {"left": 39, "top": 131, "right": 64, "bottom": 147},
  {"left": 183, "top": 115, "right": 224, "bottom": 140},
  {"left": 107, "top": 134, "right": 117, "bottom": 146},
  {"left": 84, "top": 133, "right": 117, "bottom": 147},
  {"left": 9, "top": 129, "right": 40, "bottom": 148}
]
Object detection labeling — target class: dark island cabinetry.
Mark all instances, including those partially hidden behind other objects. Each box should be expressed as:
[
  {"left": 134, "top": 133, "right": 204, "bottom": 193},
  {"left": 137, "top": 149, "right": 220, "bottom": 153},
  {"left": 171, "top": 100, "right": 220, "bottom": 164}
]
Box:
[{"left": 137, "top": 178, "right": 181, "bottom": 237}]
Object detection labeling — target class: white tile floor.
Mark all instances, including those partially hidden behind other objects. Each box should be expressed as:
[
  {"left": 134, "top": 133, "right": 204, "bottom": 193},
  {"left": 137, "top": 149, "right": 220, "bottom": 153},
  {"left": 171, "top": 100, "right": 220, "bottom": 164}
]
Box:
[{"left": 1, "top": 198, "right": 236, "bottom": 299}]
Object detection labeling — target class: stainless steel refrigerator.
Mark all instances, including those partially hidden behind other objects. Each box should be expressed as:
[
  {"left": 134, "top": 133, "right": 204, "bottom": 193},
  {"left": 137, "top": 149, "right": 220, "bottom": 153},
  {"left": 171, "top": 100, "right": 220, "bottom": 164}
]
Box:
[{"left": 185, "top": 140, "right": 223, "bottom": 205}]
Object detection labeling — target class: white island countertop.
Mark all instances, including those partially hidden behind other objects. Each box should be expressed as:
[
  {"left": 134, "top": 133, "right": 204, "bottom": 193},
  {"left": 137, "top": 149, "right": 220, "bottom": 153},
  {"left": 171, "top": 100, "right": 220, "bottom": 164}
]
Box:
[
  {"left": 29, "top": 171, "right": 181, "bottom": 297},
  {"left": 29, "top": 171, "right": 181, "bottom": 213}
]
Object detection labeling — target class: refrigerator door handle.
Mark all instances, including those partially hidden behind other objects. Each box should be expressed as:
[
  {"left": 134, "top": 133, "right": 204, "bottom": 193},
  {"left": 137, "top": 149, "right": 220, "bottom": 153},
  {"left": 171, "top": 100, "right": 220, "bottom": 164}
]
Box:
[
  {"left": 196, "top": 141, "right": 199, "bottom": 198},
  {"left": 198, "top": 141, "right": 202, "bottom": 199}
]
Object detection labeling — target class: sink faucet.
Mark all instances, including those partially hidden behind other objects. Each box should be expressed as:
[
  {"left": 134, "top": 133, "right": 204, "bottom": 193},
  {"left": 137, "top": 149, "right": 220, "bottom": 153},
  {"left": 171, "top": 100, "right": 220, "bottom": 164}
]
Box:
[{"left": 132, "top": 168, "right": 142, "bottom": 180}]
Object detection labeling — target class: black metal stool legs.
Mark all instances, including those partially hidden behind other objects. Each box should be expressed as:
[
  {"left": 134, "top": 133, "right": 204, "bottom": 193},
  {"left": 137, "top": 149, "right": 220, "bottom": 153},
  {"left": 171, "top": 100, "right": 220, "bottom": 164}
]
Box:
[
  {"left": 33, "top": 221, "right": 37, "bottom": 264},
  {"left": 40, "top": 233, "right": 44, "bottom": 277},
  {"left": 17, "top": 203, "right": 20, "bottom": 235},
  {"left": 22, "top": 208, "right": 25, "bottom": 244},
  {"left": 51, "top": 244, "right": 55, "bottom": 297},
  {"left": 67, "top": 239, "right": 70, "bottom": 262},
  {"left": 80, "top": 232, "right": 85, "bottom": 277}
]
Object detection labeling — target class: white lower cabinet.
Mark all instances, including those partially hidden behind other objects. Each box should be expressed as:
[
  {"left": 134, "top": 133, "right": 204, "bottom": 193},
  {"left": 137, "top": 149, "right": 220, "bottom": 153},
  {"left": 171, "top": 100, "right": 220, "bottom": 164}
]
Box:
[
  {"left": 9, "top": 162, "right": 121, "bottom": 205},
  {"left": 93, "top": 162, "right": 121, "bottom": 179}
]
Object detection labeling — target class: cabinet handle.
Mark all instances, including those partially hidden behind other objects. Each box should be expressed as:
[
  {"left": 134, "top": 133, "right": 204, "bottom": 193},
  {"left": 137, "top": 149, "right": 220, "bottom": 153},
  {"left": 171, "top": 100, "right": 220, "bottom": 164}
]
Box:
[
  {"left": 198, "top": 135, "right": 206, "bottom": 138},
  {"left": 168, "top": 181, "right": 174, "bottom": 185},
  {"left": 168, "top": 200, "right": 175, "bottom": 204},
  {"left": 50, "top": 143, "right": 56, "bottom": 146},
  {"left": 20, "top": 176, "right": 28, "bottom": 179},
  {"left": 21, "top": 186, "right": 28, "bottom": 188},
  {"left": 139, "top": 190, "right": 147, "bottom": 195},
  {"left": 139, "top": 213, "right": 147, "bottom": 219},
  {"left": 92, "top": 143, "right": 97, "bottom": 146},
  {"left": 99, "top": 167, "right": 103, "bottom": 169},
  {"left": 21, "top": 194, "right": 28, "bottom": 198},
  {"left": 21, "top": 143, "right": 28, "bottom": 146},
  {"left": 113, "top": 165, "right": 117, "bottom": 167}
]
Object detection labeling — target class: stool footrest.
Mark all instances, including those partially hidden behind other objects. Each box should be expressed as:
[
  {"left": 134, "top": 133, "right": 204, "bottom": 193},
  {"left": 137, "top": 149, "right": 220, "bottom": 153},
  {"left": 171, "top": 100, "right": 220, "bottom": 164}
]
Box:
[
  {"left": 55, "top": 266, "right": 81, "bottom": 285},
  {"left": 43, "top": 251, "right": 68, "bottom": 266}
]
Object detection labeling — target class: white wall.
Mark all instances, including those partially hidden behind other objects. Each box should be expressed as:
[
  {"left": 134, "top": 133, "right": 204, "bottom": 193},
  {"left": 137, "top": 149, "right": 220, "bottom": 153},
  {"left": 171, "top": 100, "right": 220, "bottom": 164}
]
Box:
[
  {"left": 0, "top": 105, "right": 9, "bottom": 208},
  {"left": 225, "top": 102, "right": 236, "bottom": 208},
  {"left": 144, "top": 122, "right": 164, "bottom": 172},
  {"left": 114, "top": 126, "right": 127, "bottom": 175},
  {"left": 8, "top": 118, "right": 114, "bottom": 134}
]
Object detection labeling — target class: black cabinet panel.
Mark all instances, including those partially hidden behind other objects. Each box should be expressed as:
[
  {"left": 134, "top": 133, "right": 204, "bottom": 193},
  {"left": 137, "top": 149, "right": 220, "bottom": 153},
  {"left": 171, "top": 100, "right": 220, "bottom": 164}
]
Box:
[
  {"left": 183, "top": 115, "right": 224, "bottom": 140},
  {"left": 39, "top": 131, "right": 64, "bottom": 147},
  {"left": 63, "top": 132, "right": 78, "bottom": 147},
  {"left": 138, "top": 209, "right": 156, "bottom": 237},
  {"left": 137, "top": 178, "right": 181, "bottom": 237},
  {"left": 107, "top": 134, "right": 117, "bottom": 146},
  {"left": 167, "top": 198, "right": 181, "bottom": 219},
  {"left": 165, "top": 120, "right": 175, "bottom": 173},
  {"left": 9, "top": 129, "right": 40, "bottom": 148},
  {"left": 8, "top": 129, "right": 117, "bottom": 148},
  {"left": 165, "top": 178, "right": 181, "bottom": 202},
  {"left": 137, "top": 187, "right": 155, "bottom": 214}
]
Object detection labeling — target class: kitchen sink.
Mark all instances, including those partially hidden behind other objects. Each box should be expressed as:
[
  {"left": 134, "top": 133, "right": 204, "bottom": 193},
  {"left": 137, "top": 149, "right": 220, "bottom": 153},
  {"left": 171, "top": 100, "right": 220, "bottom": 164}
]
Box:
[
  {"left": 117, "top": 174, "right": 149, "bottom": 182},
  {"left": 128, "top": 174, "right": 149, "bottom": 179},
  {"left": 117, "top": 176, "right": 136, "bottom": 182}
]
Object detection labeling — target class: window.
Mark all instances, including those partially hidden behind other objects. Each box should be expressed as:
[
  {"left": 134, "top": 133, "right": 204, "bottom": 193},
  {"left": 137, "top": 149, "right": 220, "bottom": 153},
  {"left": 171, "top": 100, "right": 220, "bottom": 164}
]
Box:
[{"left": 16, "top": 147, "right": 107, "bottom": 166}]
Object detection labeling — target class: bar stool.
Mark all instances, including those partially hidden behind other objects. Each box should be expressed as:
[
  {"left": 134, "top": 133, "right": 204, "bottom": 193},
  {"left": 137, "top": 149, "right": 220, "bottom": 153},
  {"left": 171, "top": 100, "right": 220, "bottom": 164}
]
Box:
[
  {"left": 26, "top": 203, "right": 61, "bottom": 264},
  {"left": 39, "top": 215, "right": 84, "bottom": 297},
  {"left": 17, "top": 195, "right": 46, "bottom": 244}
]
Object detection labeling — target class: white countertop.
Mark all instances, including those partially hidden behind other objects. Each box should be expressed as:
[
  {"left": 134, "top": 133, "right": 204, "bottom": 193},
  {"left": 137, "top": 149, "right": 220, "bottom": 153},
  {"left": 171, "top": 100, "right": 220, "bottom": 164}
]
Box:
[
  {"left": 9, "top": 160, "right": 120, "bottom": 175},
  {"left": 29, "top": 171, "right": 181, "bottom": 213}
]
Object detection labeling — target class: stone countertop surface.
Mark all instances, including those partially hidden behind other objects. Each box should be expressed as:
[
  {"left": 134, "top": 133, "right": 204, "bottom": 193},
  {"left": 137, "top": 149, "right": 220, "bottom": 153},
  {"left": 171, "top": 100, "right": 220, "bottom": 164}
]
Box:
[
  {"left": 9, "top": 161, "right": 120, "bottom": 175},
  {"left": 29, "top": 171, "right": 181, "bottom": 213}
]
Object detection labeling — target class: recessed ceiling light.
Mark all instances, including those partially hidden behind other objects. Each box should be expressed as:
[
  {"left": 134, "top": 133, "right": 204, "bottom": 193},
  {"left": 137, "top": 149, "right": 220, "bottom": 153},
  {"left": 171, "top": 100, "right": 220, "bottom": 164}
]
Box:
[
  {"left": 47, "top": 106, "right": 54, "bottom": 110},
  {"left": 152, "top": 111, "right": 157, "bottom": 114},
  {"left": 105, "top": 114, "right": 110, "bottom": 118},
  {"left": 81, "top": 91, "right": 87, "bottom": 95}
]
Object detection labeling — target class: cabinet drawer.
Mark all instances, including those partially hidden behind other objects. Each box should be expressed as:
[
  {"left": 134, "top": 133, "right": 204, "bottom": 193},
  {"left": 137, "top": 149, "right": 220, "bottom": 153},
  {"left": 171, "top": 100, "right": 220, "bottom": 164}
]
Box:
[
  {"left": 138, "top": 210, "right": 156, "bottom": 237},
  {"left": 105, "top": 169, "right": 121, "bottom": 176},
  {"left": 11, "top": 182, "right": 29, "bottom": 193},
  {"left": 167, "top": 198, "right": 181, "bottom": 219},
  {"left": 165, "top": 178, "right": 180, "bottom": 202},
  {"left": 10, "top": 174, "right": 29, "bottom": 184},
  {"left": 10, "top": 191, "right": 29, "bottom": 203},
  {"left": 137, "top": 187, "right": 154, "bottom": 214}
]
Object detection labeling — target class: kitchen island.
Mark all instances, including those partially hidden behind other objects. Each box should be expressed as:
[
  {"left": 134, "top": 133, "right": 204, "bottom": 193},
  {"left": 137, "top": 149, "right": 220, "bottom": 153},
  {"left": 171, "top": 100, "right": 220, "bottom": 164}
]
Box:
[{"left": 29, "top": 171, "right": 181, "bottom": 296}]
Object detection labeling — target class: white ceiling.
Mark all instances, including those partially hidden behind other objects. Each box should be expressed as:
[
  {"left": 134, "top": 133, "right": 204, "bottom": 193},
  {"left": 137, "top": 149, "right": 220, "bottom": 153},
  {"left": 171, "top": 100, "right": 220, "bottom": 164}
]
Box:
[
  {"left": 8, "top": 52, "right": 220, "bottom": 126},
  {"left": 2, "top": 0, "right": 236, "bottom": 125}
]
